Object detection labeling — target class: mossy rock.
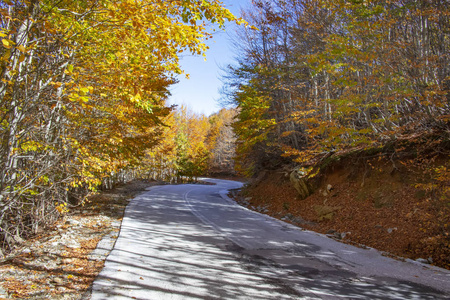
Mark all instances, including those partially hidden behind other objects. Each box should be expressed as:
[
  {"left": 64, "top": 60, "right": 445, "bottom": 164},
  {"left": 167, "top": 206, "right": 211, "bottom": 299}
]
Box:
[
  {"left": 290, "top": 168, "right": 312, "bottom": 200},
  {"left": 373, "top": 191, "right": 395, "bottom": 208},
  {"left": 314, "top": 205, "right": 342, "bottom": 221}
]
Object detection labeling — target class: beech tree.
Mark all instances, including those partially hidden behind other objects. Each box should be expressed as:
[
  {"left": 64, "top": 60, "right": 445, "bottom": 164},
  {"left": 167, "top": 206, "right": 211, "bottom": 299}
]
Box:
[
  {"left": 138, "top": 106, "right": 211, "bottom": 183},
  {"left": 206, "top": 108, "right": 237, "bottom": 175},
  {"left": 139, "top": 106, "right": 238, "bottom": 181},
  {"left": 224, "top": 0, "right": 449, "bottom": 174},
  {"left": 0, "top": 0, "right": 242, "bottom": 254}
]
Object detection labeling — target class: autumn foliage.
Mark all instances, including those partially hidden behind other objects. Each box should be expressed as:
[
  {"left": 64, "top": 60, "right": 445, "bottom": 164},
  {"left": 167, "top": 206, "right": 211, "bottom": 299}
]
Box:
[
  {"left": 137, "top": 106, "right": 237, "bottom": 182},
  {"left": 0, "top": 0, "right": 242, "bottom": 254},
  {"left": 223, "top": 0, "right": 449, "bottom": 267},
  {"left": 224, "top": 0, "right": 449, "bottom": 175}
]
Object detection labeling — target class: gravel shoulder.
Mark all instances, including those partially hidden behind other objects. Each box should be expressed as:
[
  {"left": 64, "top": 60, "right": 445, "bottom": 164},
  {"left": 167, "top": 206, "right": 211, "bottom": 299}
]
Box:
[{"left": 0, "top": 180, "right": 158, "bottom": 300}]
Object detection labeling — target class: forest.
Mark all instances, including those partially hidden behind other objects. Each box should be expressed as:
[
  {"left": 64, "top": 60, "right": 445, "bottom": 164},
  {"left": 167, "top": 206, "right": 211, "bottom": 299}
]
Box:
[
  {"left": 0, "top": 0, "right": 448, "bottom": 265},
  {"left": 0, "top": 0, "right": 239, "bottom": 255},
  {"left": 223, "top": 0, "right": 449, "bottom": 269},
  {"left": 223, "top": 0, "right": 449, "bottom": 176}
]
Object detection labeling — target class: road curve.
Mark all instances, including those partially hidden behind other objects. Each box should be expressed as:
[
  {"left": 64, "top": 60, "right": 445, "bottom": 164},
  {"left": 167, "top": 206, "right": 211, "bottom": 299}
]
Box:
[{"left": 90, "top": 178, "right": 450, "bottom": 299}]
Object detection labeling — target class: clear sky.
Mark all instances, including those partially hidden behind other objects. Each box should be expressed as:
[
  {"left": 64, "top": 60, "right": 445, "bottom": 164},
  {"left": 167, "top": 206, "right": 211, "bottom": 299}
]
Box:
[{"left": 167, "top": 0, "right": 250, "bottom": 116}]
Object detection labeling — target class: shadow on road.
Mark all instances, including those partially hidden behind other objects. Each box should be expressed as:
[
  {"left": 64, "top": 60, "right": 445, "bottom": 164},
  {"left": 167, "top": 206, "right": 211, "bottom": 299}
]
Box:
[{"left": 91, "top": 185, "right": 449, "bottom": 300}]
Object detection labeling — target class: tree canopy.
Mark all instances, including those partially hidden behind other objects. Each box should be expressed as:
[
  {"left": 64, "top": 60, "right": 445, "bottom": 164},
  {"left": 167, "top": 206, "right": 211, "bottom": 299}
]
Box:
[
  {"left": 0, "top": 0, "right": 242, "bottom": 253},
  {"left": 223, "top": 0, "right": 449, "bottom": 175}
]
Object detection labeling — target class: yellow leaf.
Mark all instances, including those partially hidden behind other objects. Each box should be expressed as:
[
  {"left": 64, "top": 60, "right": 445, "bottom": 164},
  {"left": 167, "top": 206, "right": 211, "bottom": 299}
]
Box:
[
  {"left": 80, "top": 87, "right": 89, "bottom": 95},
  {"left": 2, "top": 39, "right": 10, "bottom": 47},
  {"left": 2, "top": 50, "right": 10, "bottom": 60},
  {"left": 17, "top": 45, "right": 26, "bottom": 52}
]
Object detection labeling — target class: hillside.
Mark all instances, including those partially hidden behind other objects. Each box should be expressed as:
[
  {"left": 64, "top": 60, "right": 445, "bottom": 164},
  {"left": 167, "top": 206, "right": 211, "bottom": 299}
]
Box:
[{"left": 232, "top": 135, "right": 450, "bottom": 270}]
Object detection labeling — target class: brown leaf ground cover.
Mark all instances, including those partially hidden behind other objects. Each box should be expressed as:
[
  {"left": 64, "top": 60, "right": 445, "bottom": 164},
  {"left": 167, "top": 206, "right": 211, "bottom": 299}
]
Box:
[
  {"left": 0, "top": 164, "right": 448, "bottom": 299},
  {"left": 233, "top": 154, "right": 450, "bottom": 271},
  {"left": 0, "top": 180, "right": 159, "bottom": 300}
]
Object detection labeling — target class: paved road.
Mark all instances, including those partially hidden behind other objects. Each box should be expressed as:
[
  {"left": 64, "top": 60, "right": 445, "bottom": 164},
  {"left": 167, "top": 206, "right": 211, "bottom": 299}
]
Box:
[{"left": 90, "top": 179, "right": 450, "bottom": 299}]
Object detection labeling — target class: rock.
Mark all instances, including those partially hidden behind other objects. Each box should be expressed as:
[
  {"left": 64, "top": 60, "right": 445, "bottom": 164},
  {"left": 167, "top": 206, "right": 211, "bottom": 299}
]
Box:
[
  {"left": 314, "top": 205, "right": 341, "bottom": 221},
  {"left": 416, "top": 258, "right": 430, "bottom": 264},
  {"left": 291, "top": 217, "right": 306, "bottom": 225},
  {"left": 52, "top": 277, "right": 64, "bottom": 284},
  {"left": 325, "top": 231, "right": 350, "bottom": 240},
  {"left": 62, "top": 258, "right": 74, "bottom": 264},
  {"left": 0, "top": 285, "right": 8, "bottom": 297},
  {"left": 327, "top": 184, "right": 333, "bottom": 192},
  {"left": 256, "top": 206, "right": 269, "bottom": 213},
  {"left": 325, "top": 232, "right": 341, "bottom": 239},
  {"left": 333, "top": 232, "right": 342, "bottom": 239},
  {"left": 341, "top": 232, "right": 350, "bottom": 239},
  {"left": 387, "top": 227, "right": 397, "bottom": 234},
  {"left": 373, "top": 192, "right": 394, "bottom": 208},
  {"left": 290, "top": 168, "right": 312, "bottom": 200},
  {"left": 280, "top": 214, "right": 295, "bottom": 221},
  {"left": 52, "top": 241, "right": 62, "bottom": 247},
  {"left": 41, "top": 255, "right": 53, "bottom": 261},
  {"left": 65, "top": 219, "right": 80, "bottom": 226},
  {"left": 64, "top": 240, "right": 80, "bottom": 249}
]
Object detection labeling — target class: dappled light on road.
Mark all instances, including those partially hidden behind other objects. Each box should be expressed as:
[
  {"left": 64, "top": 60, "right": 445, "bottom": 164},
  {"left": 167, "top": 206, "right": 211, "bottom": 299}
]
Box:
[
  {"left": 91, "top": 180, "right": 450, "bottom": 299},
  {"left": 91, "top": 187, "right": 298, "bottom": 299}
]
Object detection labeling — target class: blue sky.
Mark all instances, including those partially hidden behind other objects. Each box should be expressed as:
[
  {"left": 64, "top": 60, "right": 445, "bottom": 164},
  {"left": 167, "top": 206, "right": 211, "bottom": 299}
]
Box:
[{"left": 168, "top": 0, "right": 250, "bottom": 116}]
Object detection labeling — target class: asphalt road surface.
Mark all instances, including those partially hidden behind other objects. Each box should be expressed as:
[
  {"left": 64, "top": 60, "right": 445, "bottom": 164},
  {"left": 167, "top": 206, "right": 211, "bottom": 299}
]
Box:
[{"left": 90, "top": 178, "right": 450, "bottom": 299}]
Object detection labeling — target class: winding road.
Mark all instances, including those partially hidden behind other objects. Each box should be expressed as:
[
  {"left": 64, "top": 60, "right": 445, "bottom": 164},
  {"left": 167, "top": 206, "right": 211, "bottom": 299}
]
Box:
[{"left": 90, "top": 179, "right": 450, "bottom": 299}]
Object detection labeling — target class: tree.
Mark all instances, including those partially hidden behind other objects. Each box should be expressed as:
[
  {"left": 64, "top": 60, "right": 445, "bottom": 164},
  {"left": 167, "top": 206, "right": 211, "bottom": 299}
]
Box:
[
  {"left": 0, "top": 0, "right": 243, "bottom": 253},
  {"left": 206, "top": 108, "right": 237, "bottom": 175},
  {"left": 138, "top": 105, "right": 214, "bottom": 183},
  {"left": 223, "top": 0, "right": 449, "bottom": 173}
]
